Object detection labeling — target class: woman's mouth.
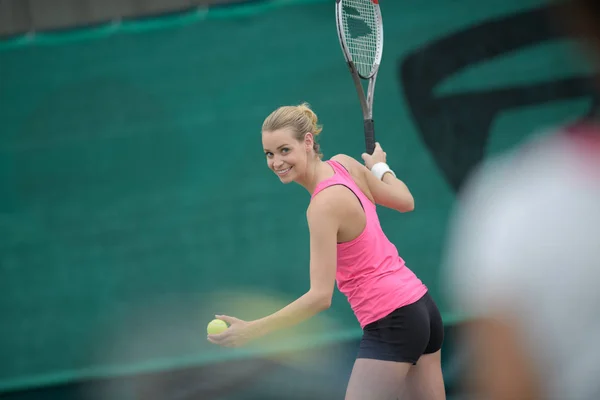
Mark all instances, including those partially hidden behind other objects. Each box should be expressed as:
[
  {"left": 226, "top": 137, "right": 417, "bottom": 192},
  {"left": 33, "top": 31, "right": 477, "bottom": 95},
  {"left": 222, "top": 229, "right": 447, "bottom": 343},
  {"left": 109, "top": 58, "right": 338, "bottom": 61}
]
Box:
[{"left": 276, "top": 167, "right": 292, "bottom": 176}]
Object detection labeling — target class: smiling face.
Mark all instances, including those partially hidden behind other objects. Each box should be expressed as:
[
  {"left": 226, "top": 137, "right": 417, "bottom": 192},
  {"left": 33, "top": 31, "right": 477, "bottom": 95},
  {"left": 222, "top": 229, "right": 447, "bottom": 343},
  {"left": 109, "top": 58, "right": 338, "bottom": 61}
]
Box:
[
  {"left": 262, "top": 127, "right": 313, "bottom": 184},
  {"left": 261, "top": 103, "right": 324, "bottom": 185}
]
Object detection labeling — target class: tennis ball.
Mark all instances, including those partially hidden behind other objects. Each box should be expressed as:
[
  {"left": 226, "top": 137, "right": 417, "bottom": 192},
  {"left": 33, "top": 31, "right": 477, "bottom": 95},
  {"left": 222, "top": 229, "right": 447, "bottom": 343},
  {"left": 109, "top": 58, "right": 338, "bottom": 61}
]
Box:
[{"left": 207, "top": 319, "right": 228, "bottom": 335}]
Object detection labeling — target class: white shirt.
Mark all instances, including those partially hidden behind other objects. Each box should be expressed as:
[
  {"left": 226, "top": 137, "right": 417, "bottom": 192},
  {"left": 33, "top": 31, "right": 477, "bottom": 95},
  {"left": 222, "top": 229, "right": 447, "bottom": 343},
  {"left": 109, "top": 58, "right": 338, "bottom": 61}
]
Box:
[{"left": 443, "top": 127, "right": 600, "bottom": 400}]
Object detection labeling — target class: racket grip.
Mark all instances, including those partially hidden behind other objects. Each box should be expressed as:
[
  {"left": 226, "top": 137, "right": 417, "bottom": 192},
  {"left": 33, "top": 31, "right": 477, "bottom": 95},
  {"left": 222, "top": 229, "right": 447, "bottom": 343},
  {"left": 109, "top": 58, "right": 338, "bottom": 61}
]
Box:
[{"left": 364, "top": 119, "right": 376, "bottom": 154}]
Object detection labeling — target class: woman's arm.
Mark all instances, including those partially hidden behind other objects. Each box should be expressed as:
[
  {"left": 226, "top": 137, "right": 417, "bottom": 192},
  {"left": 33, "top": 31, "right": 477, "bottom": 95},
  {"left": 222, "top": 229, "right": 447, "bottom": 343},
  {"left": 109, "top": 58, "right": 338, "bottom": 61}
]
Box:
[
  {"left": 333, "top": 145, "right": 414, "bottom": 212},
  {"left": 250, "top": 189, "right": 340, "bottom": 336},
  {"left": 361, "top": 164, "right": 415, "bottom": 212},
  {"left": 208, "top": 189, "right": 342, "bottom": 347}
]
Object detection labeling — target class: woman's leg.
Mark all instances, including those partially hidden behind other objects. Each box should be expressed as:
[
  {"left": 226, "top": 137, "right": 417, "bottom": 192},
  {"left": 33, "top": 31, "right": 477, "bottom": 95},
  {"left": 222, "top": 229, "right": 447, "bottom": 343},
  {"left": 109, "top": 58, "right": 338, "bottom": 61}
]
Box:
[
  {"left": 345, "top": 358, "right": 412, "bottom": 400},
  {"left": 404, "top": 350, "right": 446, "bottom": 400}
]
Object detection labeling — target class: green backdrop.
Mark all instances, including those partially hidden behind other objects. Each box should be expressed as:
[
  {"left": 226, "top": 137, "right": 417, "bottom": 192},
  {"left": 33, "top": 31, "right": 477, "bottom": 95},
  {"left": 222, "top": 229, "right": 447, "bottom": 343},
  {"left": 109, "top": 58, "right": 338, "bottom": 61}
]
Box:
[{"left": 0, "top": 0, "right": 594, "bottom": 392}]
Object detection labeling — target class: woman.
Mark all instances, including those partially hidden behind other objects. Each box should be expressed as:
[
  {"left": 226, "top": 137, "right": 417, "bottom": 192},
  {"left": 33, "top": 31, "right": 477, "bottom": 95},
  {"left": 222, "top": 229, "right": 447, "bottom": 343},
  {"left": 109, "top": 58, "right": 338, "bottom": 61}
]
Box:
[{"left": 208, "top": 103, "right": 446, "bottom": 400}]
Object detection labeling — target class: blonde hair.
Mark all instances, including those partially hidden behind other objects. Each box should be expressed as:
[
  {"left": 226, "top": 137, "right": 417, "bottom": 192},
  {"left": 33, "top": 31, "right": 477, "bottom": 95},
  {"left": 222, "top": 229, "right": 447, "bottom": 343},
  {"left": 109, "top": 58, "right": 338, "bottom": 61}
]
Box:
[{"left": 262, "top": 102, "right": 323, "bottom": 158}]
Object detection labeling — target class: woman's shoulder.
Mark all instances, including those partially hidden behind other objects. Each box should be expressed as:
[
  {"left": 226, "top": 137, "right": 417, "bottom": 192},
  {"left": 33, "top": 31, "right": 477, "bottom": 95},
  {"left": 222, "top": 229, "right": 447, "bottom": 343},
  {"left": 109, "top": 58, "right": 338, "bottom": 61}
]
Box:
[
  {"left": 310, "top": 155, "right": 362, "bottom": 209},
  {"left": 330, "top": 153, "right": 356, "bottom": 164},
  {"left": 330, "top": 153, "right": 361, "bottom": 171},
  {"left": 307, "top": 183, "right": 357, "bottom": 224},
  {"left": 328, "top": 153, "right": 374, "bottom": 202}
]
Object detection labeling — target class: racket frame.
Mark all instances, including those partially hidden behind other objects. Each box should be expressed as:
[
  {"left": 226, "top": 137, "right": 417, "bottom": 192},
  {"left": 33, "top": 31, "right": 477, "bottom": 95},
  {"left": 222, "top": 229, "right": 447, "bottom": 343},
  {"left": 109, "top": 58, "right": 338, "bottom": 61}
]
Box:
[{"left": 335, "top": 0, "right": 384, "bottom": 154}]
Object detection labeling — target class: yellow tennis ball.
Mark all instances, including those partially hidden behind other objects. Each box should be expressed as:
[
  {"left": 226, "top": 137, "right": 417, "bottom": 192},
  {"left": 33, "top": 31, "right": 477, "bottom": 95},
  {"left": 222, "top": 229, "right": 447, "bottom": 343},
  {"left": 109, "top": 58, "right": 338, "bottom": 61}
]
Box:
[{"left": 207, "top": 319, "right": 228, "bottom": 335}]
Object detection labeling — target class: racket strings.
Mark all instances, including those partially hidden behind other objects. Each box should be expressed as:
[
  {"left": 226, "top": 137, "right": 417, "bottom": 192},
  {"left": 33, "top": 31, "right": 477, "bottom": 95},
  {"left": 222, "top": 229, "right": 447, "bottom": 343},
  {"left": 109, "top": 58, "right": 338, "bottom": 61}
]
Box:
[{"left": 341, "top": 0, "right": 380, "bottom": 78}]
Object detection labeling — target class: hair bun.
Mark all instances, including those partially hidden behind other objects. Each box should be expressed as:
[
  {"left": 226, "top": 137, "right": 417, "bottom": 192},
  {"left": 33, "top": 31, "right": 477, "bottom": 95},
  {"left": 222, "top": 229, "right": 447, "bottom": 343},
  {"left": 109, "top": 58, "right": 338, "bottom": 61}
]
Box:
[{"left": 297, "top": 102, "right": 323, "bottom": 136}]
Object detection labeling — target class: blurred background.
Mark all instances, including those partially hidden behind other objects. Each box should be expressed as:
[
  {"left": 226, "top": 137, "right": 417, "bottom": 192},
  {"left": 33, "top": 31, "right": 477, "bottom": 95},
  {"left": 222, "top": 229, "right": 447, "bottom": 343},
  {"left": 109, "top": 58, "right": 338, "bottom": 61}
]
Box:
[{"left": 0, "top": 0, "right": 597, "bottom": 399}]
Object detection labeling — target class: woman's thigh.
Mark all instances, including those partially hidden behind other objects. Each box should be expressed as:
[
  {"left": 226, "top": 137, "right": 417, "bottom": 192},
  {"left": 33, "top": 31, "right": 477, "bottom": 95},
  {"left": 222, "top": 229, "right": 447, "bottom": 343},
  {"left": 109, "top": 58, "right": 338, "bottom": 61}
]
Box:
[
  {"left": 346, "top": 358, "right": 412, "bottom": 400},
  {"left": 404, "top": 350, "right": 446, "bottom": 400}
]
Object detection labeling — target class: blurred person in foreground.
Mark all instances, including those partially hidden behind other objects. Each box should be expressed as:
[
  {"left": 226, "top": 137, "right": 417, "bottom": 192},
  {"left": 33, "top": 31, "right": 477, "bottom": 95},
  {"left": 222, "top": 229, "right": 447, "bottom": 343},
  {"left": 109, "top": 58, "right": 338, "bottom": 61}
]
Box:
[{"left": 442, "top": 1, "right": 600, "bottom": 399}]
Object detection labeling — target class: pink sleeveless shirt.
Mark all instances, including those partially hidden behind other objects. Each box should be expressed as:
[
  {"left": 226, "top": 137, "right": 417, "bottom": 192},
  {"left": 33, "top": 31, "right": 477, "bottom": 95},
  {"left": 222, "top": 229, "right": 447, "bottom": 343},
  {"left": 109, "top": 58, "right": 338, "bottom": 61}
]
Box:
[{"left": 311, "top": 160, "right": 428, "bottom": 328}]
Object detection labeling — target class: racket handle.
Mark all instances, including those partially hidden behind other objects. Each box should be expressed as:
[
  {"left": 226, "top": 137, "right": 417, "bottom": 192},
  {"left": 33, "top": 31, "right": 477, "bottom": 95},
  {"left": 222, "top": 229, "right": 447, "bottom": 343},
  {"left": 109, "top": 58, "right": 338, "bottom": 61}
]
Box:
[{"left": 364, "top": 119, "right": 376, "bottom": 154}]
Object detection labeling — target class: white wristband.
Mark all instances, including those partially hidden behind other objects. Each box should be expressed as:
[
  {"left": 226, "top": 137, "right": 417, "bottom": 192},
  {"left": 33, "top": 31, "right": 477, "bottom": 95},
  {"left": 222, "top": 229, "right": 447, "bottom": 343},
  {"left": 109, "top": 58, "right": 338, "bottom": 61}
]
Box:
[{"left": 371, "top": 162, "right": 396, "bottom": 181}]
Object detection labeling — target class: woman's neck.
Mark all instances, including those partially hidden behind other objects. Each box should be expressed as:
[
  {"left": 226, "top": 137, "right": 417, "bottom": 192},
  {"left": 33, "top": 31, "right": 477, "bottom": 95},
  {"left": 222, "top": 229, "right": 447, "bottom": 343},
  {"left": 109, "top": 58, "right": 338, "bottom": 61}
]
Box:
[{"left": 298, "top": 158, "right": 335, "bottom": 195}]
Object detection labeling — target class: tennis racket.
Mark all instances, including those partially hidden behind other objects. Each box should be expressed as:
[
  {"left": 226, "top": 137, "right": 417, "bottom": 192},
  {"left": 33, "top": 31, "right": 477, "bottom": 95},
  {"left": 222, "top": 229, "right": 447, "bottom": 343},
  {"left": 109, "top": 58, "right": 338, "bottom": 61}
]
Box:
[{"left": 335, "top": 0, "right": 384, "bottom": 155}]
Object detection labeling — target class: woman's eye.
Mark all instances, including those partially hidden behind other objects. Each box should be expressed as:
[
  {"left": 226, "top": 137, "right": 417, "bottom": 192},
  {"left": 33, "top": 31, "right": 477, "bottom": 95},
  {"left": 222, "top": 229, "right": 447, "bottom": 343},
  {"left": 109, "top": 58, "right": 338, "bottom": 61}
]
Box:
[{"left": 281, "top": 148, "right": 290, "bottom": 154}]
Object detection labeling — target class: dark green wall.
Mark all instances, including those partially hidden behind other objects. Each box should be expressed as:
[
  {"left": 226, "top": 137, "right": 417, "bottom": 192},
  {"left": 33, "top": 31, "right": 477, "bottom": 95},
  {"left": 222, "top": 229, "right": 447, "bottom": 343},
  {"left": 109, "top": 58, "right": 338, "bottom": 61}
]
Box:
[{"left": 0, "top": 0, "right": 595, "bottom": 392}]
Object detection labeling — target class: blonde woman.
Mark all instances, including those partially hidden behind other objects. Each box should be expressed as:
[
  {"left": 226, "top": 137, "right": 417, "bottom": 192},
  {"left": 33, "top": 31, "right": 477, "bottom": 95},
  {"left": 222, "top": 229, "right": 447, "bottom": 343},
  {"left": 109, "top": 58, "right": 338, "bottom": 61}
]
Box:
[{"left": 208, "top": 103, "right": 446, "bottom": 400}]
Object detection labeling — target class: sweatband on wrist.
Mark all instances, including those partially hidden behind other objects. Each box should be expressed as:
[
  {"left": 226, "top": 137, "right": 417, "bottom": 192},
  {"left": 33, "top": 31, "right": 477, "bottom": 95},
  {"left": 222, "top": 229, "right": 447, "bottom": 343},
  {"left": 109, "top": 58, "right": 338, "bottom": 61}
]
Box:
[{"left": 371, "top": 162, "right": 396, "bottom": 181}]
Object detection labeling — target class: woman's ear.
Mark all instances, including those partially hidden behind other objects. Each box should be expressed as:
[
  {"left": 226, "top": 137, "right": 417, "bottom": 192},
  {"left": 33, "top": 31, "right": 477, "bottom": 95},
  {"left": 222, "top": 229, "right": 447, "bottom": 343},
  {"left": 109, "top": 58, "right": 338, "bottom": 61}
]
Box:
[{"left": 304, "top": 132, "right": 314, "bottom": 152}]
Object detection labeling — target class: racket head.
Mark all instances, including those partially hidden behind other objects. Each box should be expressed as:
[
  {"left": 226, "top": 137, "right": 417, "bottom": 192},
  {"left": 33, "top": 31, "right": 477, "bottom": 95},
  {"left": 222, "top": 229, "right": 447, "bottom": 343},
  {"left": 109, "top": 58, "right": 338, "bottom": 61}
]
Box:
[{"left": 335, "top": 0, "right": 383, "bottom": 79}]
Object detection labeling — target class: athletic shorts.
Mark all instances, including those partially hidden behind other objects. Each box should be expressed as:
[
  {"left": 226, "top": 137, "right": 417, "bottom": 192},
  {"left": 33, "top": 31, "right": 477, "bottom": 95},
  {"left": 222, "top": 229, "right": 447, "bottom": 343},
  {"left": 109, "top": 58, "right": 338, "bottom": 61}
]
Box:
[{"left": 356, "top": 291, "right": 444, "bottom": 364}]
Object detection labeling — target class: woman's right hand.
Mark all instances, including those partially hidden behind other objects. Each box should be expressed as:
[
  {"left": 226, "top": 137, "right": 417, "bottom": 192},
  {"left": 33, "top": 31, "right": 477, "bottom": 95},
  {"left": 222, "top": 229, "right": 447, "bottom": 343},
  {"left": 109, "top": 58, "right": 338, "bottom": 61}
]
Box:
[{"left": 361, "top": 142, "right": 387, "bottom": 170}]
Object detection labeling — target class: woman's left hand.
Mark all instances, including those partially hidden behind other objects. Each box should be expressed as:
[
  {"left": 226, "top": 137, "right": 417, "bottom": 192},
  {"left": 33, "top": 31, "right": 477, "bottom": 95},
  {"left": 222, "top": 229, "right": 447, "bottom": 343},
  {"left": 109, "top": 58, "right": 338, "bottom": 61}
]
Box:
[
  {"left": 206, "top": 315, "right": 258, "bottom": 348},
  {"left": 361, "top": 142, "right": 387, "bottom": 170}
]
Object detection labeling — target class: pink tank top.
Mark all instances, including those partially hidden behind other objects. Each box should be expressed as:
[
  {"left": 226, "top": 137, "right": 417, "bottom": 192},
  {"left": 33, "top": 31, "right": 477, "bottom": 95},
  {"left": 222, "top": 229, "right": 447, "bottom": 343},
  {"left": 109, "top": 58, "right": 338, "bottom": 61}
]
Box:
[{"left": 311, "top": 160, "right": 428, "bottom": 328}]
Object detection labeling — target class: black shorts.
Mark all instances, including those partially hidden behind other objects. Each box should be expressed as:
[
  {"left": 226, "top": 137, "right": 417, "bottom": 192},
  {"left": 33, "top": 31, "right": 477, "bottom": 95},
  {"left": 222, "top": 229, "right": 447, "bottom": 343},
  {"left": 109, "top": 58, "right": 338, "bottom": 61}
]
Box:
[{"left": 357, "top": 291, "right": 444, "bottom": 364}]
